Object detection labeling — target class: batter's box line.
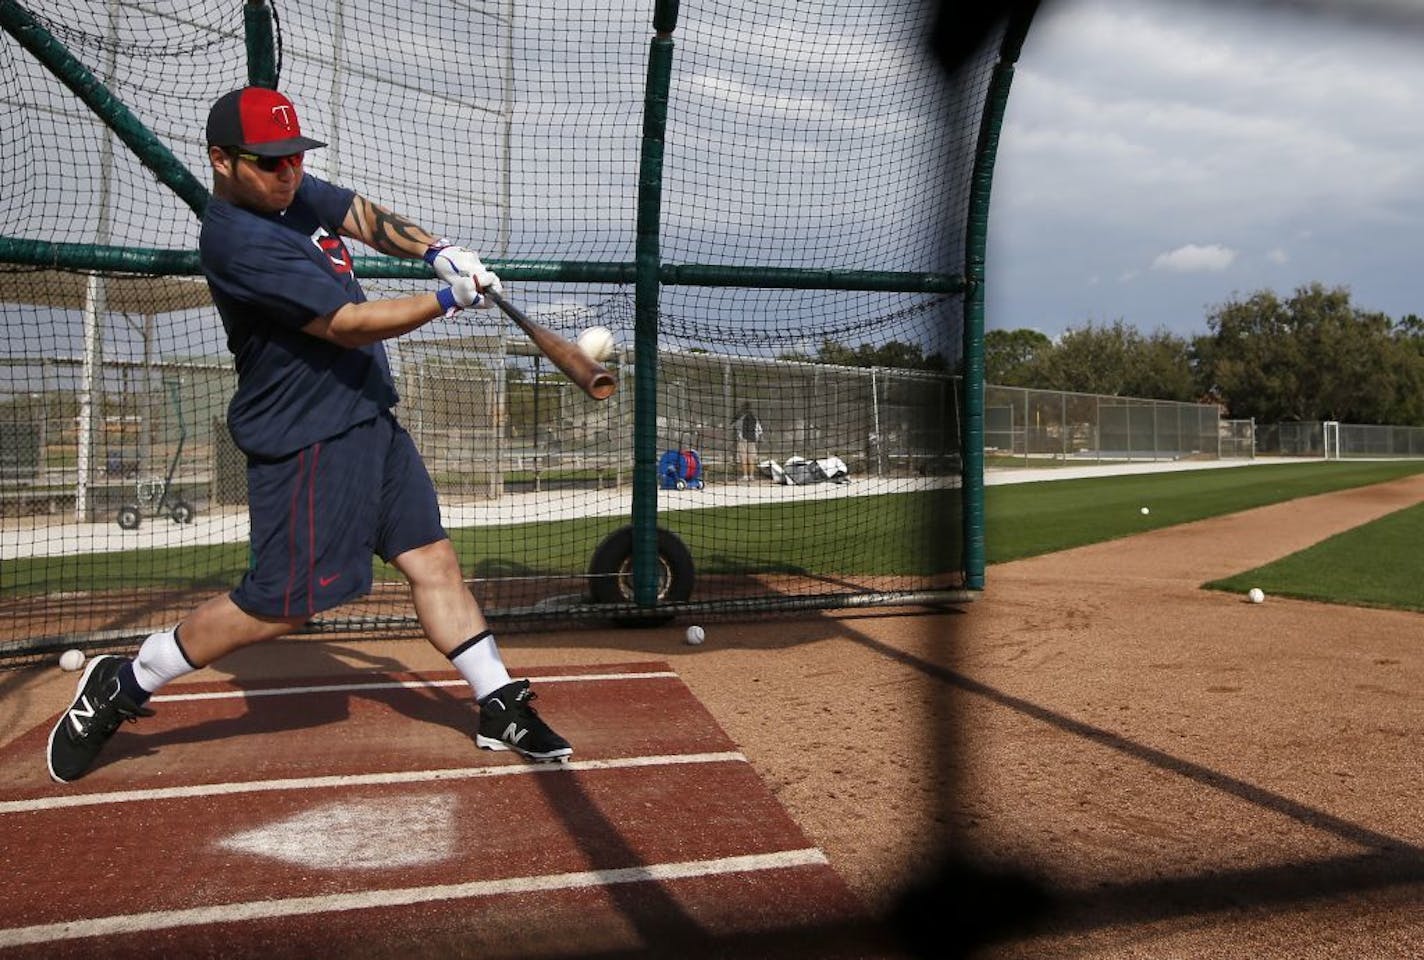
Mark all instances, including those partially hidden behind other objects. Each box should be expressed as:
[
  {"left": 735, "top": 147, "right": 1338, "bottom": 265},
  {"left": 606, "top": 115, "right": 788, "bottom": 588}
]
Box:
[
  {"left": 0, "top": 848, "right": 831, "bottom": 950},
  {"left": 0, "top": 751, "right": 748, "bottom": 815},
  {"left": 149, "top": 670, "right": 679, "bottom": 703}
]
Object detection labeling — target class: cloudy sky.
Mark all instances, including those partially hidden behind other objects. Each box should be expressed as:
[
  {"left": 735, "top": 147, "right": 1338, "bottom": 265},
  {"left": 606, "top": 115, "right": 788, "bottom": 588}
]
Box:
[{"left": 983, "top": 0, "right": 1424, "bottom": 340}]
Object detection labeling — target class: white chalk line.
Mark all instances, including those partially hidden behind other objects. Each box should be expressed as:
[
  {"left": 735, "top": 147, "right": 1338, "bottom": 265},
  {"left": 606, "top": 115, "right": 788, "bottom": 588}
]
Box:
[
  {"left": 0, "top": 751, "right": 746, "bottom": 815},
  {"left": 149, "top": 670, "right": 679, "bottom": 703},
  {"left": 0, "top": 847, "right": 830, "bottom": 947}
]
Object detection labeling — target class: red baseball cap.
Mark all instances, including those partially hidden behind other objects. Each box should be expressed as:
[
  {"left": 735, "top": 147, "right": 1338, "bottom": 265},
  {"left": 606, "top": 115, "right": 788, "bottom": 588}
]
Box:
[{"left": 206, "top": 87, "right": 326, "bottom": 156}]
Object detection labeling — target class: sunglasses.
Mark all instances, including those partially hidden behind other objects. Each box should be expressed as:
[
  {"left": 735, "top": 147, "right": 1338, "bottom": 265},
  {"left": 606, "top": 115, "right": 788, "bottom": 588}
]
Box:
[{"left": 234, "top": 150, "right": 303, "bottom": 173}]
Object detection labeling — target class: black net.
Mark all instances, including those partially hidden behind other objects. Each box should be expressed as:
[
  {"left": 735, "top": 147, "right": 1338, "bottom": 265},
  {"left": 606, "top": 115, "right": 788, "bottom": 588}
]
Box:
[{"left": 1, "top": 0, "right": 1001, "bottom": 650}]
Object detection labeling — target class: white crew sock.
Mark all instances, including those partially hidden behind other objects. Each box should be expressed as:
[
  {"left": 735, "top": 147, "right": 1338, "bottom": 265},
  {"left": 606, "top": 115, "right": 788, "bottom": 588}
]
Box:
[
  {"left": 130, "top": 625, "right": 199, "bottom": 694},
  {"left": 448, "top": 630, "right": 513, "bottom": 701}
]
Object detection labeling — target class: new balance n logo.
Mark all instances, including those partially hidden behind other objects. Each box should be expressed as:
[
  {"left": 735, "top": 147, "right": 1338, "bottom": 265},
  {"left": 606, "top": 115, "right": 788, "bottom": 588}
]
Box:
[
  {"left": 67, "top": 696, "right": 96, "bottom": 735},
  {"left": 502, "top": 722, "right": 528, "bottom": 745}
]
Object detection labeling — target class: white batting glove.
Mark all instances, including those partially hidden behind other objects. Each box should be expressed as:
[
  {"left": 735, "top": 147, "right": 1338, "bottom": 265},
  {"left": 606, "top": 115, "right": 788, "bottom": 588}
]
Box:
[
  {"left": 471, "top": 264, "right": 502, "bottom": 305},
  {"left": 425, "top": 239, "right": 501, "bottom": 307},
  {"left": 436, "top": 275, "right": 484, "bottom": 316},
  {"left": 425, "top": 240, "right": 480, "bottom": 284}
]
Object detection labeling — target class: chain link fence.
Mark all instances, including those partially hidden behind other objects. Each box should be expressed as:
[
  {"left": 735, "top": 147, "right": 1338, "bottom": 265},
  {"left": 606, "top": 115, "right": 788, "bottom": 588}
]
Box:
[
  {"left": 983, "top": 384, "right": 1230, "bottom": 463},
  {"left": 1257, "top": 420, "right": 1424, "bottom": 458}
]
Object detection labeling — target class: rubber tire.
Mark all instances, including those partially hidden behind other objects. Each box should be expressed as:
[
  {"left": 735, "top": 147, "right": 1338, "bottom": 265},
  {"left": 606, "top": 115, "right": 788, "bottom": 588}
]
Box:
[
  {"left": 117, "top": 505, "right": 141, "bottom": 530},
  {"left": 587, "top": 525, "right": 695, "bottom": 626},
  {"left": 170, "top": 501, "right": 195, "bottom": 524}
]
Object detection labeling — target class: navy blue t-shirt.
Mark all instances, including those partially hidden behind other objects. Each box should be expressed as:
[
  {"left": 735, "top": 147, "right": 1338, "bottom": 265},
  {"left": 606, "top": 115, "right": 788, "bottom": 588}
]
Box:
[{"left": 200, "top": 174, "right": 399, "bottom": 458}]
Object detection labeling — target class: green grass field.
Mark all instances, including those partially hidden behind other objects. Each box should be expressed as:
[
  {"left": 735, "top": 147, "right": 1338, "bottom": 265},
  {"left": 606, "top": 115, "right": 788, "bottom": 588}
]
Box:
[
  {"left": 448, "top": 498, "right": 946, "bottom": 583},
  {"left": 984, "top": 461, "right": 1424, "bottom": 563},
  {"left": 4, "top": 460, "right": 1421, "bottom": 613},
  {"left": 984, "top": 460, "right": 1424, "bottom": 613},
  {"left": 1204, "top": 500, "right": 1424, "bottom": 612},
  {"left": 0, "top": 491, "right": 956, "bottom": 598}
]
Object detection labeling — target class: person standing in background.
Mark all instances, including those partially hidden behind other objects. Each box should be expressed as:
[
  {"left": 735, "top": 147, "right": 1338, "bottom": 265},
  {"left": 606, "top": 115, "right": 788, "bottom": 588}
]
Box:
[{"left": 732, "top": 403, "right": 764, "bottom": 481}]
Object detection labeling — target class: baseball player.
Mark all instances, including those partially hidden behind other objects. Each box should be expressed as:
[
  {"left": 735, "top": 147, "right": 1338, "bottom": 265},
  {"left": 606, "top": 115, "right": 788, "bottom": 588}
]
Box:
[{"left": 47, "top": 87, "right": 571, "bottom": 783}]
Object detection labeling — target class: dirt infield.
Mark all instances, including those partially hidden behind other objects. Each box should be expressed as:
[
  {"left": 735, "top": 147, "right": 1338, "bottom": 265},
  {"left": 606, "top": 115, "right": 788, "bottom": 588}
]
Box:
[
  {"left": 2, "top": 473, "right": 1421, "bottom": 957},
  {"left": 947, "top": 471, "right": 1424, "bottom": 958}
]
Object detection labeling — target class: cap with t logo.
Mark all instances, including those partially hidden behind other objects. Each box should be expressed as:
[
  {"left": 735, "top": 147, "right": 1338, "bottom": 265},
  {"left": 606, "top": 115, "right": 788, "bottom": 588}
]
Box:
[{"left": 206, "top": 87, "right": 326, "bottom": 156}]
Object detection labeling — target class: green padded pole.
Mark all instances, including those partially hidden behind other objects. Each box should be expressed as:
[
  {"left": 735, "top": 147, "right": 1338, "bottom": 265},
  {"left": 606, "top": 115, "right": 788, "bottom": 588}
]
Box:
[
  {"left": 0, "top": 238, "right": 199, "bottom": 274},
  {"left": 244, "top": 0, "right": 278, "bottom": 88},
  {"left": 661, "top": 264, "right": 965, "bottom": 292},
  {"left": 0, "top": 238, "right": 640, "bottom": 284},
  {"left": 0, "top": 0, "right": 209, "bottom": 219},
  {"left": 631, "top": 4, "right": 678, "bottom": 607},
  {"left": 962, "top": 4, "right": 1038, "bottom": 590},
  {"left": 0, "top": 237, "right": 967, "bottom": 293},
  {"left": 0, "top": 231, "right": 968, "bottom": 300}
]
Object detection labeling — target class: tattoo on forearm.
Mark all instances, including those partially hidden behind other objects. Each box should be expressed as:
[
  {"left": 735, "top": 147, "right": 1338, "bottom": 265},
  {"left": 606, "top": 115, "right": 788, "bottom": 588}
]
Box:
[{"left": 351, "top": 196, "right": 431, "bottom": 256}]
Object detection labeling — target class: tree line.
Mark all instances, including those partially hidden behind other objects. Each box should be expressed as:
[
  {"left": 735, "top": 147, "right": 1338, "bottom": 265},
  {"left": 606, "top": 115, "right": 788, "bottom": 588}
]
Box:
[
  {"left": 778, "top": 339, "right": 950, "bottom": 372},
  {"left": 987, "top": 283, "right": 1424, "bottom": 425}
]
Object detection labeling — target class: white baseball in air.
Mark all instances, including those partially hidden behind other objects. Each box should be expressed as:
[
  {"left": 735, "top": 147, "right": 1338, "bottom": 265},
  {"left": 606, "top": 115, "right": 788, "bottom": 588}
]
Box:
[
  {"left": 577, "top": 325, "right": 615, "bottom": 362},
  {"left": 1139, "top": 506, "right": 1150, "bottom": 515},
  {"left": 685, "top": 625, "right": 705, "bottom": 646},
  {"left": 59, "top": 649, "right": 85, "bottom": 671},
  {"left": 1248, "top": 588, "right": 1265, "bottom": 604}
]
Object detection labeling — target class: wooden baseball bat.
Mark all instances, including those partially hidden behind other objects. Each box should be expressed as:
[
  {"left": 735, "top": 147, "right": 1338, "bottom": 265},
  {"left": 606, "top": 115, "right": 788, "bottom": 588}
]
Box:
[{"left": 484, "top": 289, "right": 618, "bottom": 401}]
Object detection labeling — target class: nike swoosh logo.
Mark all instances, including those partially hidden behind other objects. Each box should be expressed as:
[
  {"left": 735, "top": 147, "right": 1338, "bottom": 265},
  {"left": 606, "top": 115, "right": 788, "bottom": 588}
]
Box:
[{"left": 319, "top": 573, "right": 341, "bottom": 587}]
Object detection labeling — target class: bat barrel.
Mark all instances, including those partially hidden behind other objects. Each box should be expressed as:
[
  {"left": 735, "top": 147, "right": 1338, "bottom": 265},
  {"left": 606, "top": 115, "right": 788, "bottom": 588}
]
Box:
[
  {"left": 588, "top": 370, "right": 617, "bottom": 401},
  {"left": 485, "top": 289, "right": 619, "bottom": 401}
]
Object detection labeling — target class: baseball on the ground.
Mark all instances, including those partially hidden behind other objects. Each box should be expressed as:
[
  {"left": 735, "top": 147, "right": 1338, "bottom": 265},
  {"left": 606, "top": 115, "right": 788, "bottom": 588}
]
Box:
[
  {"left": 577, "top": 325, "right": 615, "bottom": 362},
  {"left": 1248, "top": 588, "right": 1265, "bottom": 604},
  {"left": 59, "top": 649, "right": 85, "bottom": 671},
  {"left": 685, "top": 625, "right": 705, "bottom": 645}
]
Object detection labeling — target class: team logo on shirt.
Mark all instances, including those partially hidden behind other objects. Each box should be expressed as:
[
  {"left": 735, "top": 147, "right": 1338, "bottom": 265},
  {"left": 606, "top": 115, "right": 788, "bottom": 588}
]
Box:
[{"left": 310, "top": 227, "right": 353, "bottom": 275}]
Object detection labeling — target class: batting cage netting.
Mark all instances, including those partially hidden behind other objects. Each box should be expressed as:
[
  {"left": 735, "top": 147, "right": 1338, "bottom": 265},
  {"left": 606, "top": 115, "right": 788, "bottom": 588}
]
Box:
[{"left": 0, "top": 0, "right": 1029, "bottom": 653}]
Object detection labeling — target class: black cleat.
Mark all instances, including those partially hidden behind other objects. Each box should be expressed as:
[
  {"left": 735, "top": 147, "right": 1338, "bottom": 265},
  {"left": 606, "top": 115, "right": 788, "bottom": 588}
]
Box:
[
  {"left": 46, "top": 655, "right": 154, "bottom": 783},
  {"left": 476, "top": 679, "right": 573, "bottom": 762}
]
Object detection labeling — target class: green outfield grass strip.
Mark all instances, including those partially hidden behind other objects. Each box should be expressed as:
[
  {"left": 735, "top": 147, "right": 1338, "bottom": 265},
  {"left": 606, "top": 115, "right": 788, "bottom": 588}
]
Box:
[
  {"left": 438, "top": 490, "right": 955, "bottom": 580},
  {"left": 3, "top": 460, "right": 1421, "bottom": 598},
  {"left": 1204, "top": 500, "right": 1424, "bottom": 613},
  {"left": 983, "top": 461, "right": 1424, "bottom": 564},
  {"left": 0, "top": 491, "right": 956, "bottom": 597}
]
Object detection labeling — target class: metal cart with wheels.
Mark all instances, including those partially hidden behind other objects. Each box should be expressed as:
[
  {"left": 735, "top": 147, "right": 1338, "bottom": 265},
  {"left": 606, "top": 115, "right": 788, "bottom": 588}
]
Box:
[{"left": 116, "top": 378, "right": 196, "bottom": 530}]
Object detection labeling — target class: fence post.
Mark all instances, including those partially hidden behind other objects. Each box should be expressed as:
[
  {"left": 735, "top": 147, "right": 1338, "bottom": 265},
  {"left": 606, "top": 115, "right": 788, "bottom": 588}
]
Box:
[
  {"left": 1060, "top": 392, "right": 1066, "bottom": 461},
  {"left": 870, "top": 367, "right": 883, "bottom": 476},
  {"left": 1022, "top": 388, "right": 1029, "bottom": 462}
]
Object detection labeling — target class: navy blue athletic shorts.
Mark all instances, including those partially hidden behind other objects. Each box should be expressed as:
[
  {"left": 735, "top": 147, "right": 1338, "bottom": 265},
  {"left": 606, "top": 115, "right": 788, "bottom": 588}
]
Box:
[{"left": 230, "top": 411, "right": 447, "bottom": 619}]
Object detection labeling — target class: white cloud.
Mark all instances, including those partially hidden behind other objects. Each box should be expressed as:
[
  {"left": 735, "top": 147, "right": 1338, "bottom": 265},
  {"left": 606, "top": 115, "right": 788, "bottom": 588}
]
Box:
[
  {"left": 1266, "top": 248, "right": 1290, "bottom": 265},
  {"left": 1151, "top": 243, "right": 1237, "bottom": 272}
]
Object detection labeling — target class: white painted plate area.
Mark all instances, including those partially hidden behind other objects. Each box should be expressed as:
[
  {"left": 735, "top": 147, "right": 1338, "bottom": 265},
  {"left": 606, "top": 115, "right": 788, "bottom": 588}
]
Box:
[{"left": 218, "top": 793, "right": 459, "bottom": 869}]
